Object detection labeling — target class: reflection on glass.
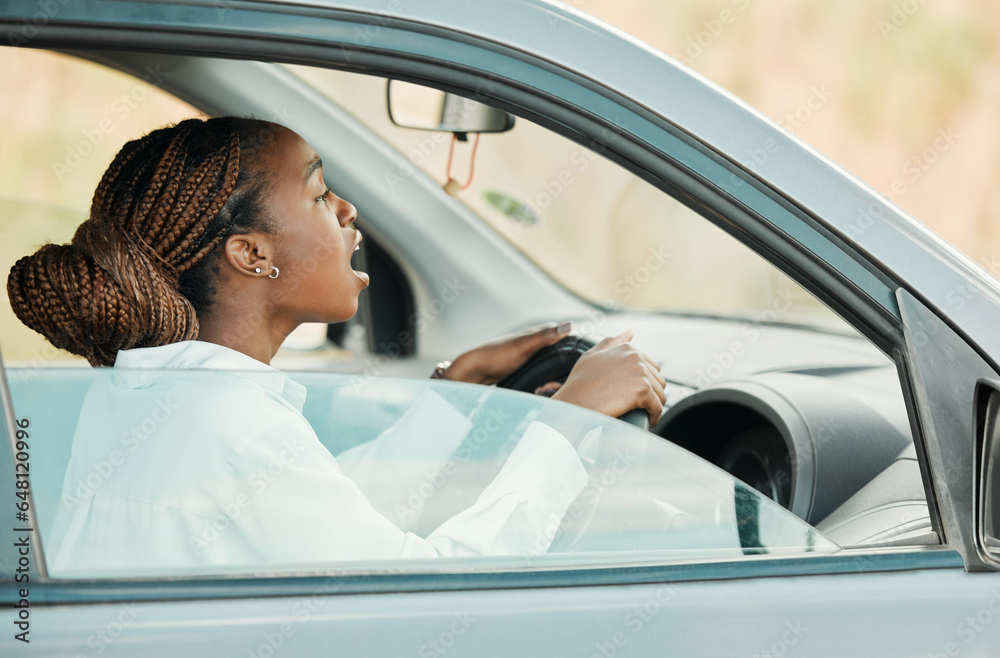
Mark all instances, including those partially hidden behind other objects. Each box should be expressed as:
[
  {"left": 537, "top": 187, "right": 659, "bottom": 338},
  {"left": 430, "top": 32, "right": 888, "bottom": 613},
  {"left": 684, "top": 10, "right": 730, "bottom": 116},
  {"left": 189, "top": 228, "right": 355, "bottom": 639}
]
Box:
[
  {"left": 10, "top": 367, "right": 837, "bottom": 579},
  {"left": 735, "top": 483, "right": 765, "bottom": 555}
]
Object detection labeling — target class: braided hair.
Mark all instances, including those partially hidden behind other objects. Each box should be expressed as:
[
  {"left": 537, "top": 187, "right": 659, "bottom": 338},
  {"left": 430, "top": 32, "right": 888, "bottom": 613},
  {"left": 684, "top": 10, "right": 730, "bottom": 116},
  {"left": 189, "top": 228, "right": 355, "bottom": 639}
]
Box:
[{"left": 7, "top": 117, "right": 277, "bottom": 366}]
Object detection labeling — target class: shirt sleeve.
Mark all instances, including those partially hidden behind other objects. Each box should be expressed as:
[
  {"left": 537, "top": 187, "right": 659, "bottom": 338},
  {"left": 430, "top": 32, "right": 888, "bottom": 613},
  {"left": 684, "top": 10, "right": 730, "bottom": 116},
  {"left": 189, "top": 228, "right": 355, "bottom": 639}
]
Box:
[
  {"left": 418, "top": 421, "right": 590, "bottom": 557},
  {"left": 334, "top": 390, "right": 473, "bottom": 532},
  {"left": 214, "top": 409, "right": 589, "bottom": 565}
]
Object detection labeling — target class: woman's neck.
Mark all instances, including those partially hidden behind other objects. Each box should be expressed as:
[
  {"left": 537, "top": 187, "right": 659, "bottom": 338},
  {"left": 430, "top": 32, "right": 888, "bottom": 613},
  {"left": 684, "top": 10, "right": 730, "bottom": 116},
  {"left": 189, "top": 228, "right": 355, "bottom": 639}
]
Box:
[{"left": 196, "top": 301, "right": 296, "bottom": 366}]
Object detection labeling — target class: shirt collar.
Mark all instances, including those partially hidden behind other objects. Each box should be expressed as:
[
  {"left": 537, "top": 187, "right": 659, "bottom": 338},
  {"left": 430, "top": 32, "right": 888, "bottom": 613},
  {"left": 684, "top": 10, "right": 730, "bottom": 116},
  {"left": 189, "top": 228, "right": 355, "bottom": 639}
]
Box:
[{"left": 113, "top": 341, "right": 307, "bottom": 411}]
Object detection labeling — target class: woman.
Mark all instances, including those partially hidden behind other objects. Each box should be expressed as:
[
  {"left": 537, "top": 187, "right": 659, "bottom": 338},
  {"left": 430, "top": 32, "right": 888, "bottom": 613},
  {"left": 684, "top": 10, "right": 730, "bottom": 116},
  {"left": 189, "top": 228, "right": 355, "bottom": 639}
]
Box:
[{"left": 8, "top": 117, "right": 666, "bottom": 574}]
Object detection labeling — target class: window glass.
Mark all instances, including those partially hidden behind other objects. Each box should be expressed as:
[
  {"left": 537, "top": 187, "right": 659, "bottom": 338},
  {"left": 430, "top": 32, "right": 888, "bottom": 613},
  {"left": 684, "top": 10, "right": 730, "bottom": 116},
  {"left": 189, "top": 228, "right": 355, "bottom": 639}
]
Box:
[{"left": 10, "top": 366, "right": 834, "bottom": 579}]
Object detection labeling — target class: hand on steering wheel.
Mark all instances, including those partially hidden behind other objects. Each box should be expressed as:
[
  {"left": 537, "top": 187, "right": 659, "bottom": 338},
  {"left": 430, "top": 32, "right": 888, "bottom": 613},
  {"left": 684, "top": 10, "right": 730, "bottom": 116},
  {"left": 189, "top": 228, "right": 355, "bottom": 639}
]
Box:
[
  {"left": 491, "top": 329, "right": 666, "bottom": 428},
  {"left": 445, "top": 321, "right": 574, "bottom": 385},
  {"left": 551, "top": 332, "right": 666, "bottom": 426}
]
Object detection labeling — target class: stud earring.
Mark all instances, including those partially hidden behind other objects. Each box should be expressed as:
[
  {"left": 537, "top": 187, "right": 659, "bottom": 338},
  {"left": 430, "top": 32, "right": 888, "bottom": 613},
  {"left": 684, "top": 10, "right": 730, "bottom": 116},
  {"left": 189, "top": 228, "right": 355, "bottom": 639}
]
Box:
[
  {"left": 254, "top": 267, "right": 262, "bottom": 274},
  {"left": 269, "top": 266, "right": 280, "bottom": 279}
]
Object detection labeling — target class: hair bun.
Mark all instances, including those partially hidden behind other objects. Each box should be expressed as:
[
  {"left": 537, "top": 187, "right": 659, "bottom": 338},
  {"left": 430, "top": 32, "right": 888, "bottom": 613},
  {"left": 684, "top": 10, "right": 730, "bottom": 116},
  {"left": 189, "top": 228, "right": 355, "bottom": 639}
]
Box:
[
  {"left": 7, "top": 116, "right": 268, "bottom": 366},
  {"left": 7, "top": 228, "right": 198, "bottom": 366}
]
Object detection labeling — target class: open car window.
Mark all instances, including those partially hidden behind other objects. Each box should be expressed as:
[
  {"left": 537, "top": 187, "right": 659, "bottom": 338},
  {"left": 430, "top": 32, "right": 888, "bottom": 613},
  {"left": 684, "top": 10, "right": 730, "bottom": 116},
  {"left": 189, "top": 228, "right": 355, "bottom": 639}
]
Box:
[
  {"left": 285, "top": 65, "right": 855, "bottom": 334},
  {"left": 10, "top": 366, "right": 834, "bottom": 579},
  {"left": 0, "top": 48, "right": 932, "bottom": 584}
]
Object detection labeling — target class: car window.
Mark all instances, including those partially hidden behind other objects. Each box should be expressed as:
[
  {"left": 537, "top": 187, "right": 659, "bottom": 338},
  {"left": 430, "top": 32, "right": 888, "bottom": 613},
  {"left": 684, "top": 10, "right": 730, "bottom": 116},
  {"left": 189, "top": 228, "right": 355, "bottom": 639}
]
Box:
[
  {"left": 0, "top": 49, "right": 932, "bottom": 583},
  {"left": 276, "top": 65, "right": 930, "bottom": 548},
  {"left": 286, "top": 65, "right": 854, "bottom": 334},
  {"left": 9, "top": 366, "right": 833, "bottom": 579}
]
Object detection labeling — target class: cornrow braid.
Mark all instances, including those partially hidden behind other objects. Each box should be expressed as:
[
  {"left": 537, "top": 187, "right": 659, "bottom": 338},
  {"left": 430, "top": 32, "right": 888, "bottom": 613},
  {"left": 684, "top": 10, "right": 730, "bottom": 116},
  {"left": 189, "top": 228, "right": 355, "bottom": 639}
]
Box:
[{"left": 7, "top": 117, "right": 277, "bottom": 366}]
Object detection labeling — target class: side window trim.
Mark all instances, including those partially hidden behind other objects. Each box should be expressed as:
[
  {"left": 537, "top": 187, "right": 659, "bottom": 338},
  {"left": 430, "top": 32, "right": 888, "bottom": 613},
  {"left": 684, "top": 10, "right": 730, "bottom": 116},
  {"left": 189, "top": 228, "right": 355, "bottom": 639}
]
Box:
[{"left": 0, "top": 349, "right": 48, "bottom": 579}]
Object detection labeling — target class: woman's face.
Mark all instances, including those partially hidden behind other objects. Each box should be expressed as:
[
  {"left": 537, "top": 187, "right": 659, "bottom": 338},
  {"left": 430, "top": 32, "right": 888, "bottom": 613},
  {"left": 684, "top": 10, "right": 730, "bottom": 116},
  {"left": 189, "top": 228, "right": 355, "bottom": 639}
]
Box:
[{"left": 258, "top": 126, "right": 370, "bottom": 324}]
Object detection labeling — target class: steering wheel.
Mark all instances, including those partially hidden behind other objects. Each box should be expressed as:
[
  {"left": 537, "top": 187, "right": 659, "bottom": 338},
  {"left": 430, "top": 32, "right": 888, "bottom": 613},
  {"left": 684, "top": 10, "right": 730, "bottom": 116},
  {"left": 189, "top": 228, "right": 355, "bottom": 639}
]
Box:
[{"left": 495, "top": 335, "right": 651, "bottom": 430}]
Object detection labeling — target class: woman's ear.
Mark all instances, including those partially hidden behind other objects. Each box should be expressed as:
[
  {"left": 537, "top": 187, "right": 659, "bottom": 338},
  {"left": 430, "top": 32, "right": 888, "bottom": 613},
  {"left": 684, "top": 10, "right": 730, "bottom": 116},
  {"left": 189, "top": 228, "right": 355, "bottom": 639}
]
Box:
[{"left": 223, "top": 233, "right": 273, "bottom": 277}]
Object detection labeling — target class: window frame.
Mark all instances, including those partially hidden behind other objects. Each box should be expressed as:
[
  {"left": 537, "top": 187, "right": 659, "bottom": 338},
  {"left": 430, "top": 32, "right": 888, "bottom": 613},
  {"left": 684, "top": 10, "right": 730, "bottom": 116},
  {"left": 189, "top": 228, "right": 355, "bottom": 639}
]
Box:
[{"left": 0, "top": 0, "right": 982, "bottom": 600}]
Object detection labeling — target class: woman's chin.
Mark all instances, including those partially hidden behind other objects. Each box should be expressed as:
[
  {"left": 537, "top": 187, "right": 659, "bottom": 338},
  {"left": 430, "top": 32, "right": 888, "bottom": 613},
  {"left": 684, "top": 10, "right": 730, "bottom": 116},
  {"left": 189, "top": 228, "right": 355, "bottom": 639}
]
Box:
[
  {"left": 337, "top": 302, "right": 361, "bottom": 324},
  {"left": 321, "top": 284, "right": 367, "bottom": 324}
]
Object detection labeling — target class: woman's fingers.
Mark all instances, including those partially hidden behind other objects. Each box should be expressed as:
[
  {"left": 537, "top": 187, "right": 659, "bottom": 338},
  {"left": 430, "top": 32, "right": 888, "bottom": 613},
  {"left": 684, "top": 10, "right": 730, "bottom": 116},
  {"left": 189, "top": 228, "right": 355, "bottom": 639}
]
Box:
[
  {"left": 447, "top": 321, "right": 573, "bottom": 384},
  {"left": 628, "top": 361, "right": 665, "bottom": 426},
  {"left": 643, "top": 365, "right": 667, "bottom": 425},
  {"left": 641, "top": 353, "right": 667, "bottom": 388},
  {"left": 534, "top": 381, "right": 563, "bottom": 397},
  {"left": 602, "top": 341, "right": 664, "bottom": 391},
  {"left": 640, "top": 383, "right": 664, "bottom": 426},
  {"left": 592, "top": 334, "right": 662, "bottom": 386},
  {"left": 591, "top": 330, "right": 633, "bottom": 352},
  {"left": 644, "top": 362, "right": 667, "bottom": 404},
  {"left": 524, "top": 321, "right": 573, "bottom": 350},
  {"left": 504, "top": 321, "right": 574, "bottom": 364}
]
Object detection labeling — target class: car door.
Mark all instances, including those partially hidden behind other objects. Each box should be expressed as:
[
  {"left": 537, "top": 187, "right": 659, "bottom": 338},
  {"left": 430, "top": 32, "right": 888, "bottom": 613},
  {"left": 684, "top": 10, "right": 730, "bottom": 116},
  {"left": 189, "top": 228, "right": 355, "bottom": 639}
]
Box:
[{"left": 2, "top": 1, "right": 1000, "bottom": 657}]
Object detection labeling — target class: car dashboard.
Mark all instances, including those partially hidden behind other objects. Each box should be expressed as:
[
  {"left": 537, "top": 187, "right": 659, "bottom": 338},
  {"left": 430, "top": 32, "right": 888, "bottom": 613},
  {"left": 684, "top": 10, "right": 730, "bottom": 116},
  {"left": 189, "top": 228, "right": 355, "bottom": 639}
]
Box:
[{"left": 595, "top": 311, "right": 934, "bottom": 548}]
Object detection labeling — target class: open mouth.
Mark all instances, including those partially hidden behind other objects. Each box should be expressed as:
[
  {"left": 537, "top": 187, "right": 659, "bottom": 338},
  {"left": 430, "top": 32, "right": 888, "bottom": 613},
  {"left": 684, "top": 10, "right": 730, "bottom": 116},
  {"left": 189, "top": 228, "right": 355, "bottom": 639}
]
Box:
[{"left": 352, "top": 231, "right": 370, "bottom": 286}]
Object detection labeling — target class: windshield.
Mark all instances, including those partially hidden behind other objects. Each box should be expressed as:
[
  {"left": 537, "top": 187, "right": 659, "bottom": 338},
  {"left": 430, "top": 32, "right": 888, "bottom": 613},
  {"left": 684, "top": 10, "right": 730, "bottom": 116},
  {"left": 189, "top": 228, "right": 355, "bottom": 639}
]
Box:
[{"left": 286, "top": 65, "right": 854, "bottom": 334}]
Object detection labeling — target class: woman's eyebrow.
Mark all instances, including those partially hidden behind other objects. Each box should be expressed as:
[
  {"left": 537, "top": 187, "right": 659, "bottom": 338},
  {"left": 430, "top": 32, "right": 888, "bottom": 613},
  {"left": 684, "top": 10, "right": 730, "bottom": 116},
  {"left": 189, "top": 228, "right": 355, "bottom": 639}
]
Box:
[{"left": 304, "top": 157, "right": 323, "bottom": 185}]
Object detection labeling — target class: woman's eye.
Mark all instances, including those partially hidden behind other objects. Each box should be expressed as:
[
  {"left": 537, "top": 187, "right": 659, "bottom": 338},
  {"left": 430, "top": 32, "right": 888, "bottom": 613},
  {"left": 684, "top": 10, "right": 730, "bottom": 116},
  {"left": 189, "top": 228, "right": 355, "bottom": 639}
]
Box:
[{"left": 315, "top": 188, "right": 332, "bottom": 203}]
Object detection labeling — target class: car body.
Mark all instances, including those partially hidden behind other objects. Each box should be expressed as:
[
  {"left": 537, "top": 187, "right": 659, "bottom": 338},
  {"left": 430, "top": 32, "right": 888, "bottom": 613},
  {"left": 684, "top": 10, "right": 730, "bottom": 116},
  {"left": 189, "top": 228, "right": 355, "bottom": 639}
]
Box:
[{"left": 2, "top": 0, "right": 1000, "bottom": 656}]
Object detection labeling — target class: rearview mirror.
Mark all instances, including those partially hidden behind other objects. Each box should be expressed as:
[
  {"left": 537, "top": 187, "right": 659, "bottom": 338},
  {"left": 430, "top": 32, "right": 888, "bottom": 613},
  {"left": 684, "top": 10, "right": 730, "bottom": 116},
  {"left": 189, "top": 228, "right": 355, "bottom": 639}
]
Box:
[
  {"left": 386, "top": 80, "right": 514, "bottom": 134},
  {"left": 974, "top": 378, "right": 1000, "bottom": 567}
]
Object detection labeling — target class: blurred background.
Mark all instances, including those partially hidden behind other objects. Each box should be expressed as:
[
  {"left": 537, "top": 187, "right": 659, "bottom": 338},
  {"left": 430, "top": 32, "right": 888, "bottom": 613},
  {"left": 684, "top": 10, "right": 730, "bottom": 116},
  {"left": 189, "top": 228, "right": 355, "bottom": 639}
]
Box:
[
  {"left": 5, "top": 1, "right": 1000, "bottom": 262},
  {"left": 579, "top": 0, "right": 1000, "bottom": 266}
]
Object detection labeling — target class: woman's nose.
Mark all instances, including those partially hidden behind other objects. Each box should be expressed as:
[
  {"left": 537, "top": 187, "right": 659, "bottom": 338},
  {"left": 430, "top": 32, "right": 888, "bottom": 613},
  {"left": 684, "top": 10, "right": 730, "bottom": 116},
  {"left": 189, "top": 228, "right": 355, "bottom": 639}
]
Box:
[{"left": 336, "top": 196, "right": 357, "bottom": 228}]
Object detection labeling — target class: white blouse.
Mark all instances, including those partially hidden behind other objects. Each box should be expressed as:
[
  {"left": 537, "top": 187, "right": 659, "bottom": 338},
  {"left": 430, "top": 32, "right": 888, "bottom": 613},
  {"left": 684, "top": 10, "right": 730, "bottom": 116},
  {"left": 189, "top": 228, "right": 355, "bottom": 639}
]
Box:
[{"left": 49, "top": 341, "right": 589, "bottom": 577}]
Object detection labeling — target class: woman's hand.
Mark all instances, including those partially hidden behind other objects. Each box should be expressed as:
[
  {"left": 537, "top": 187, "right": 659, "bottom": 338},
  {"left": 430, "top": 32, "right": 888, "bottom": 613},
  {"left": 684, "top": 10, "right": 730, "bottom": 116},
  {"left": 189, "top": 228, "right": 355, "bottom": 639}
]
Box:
[
  {"left": 551, "top": 331, "right": 667, "bottom": 425},
  {"left": 445, "top": 322, "right": 573, "bottom": 385}
]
